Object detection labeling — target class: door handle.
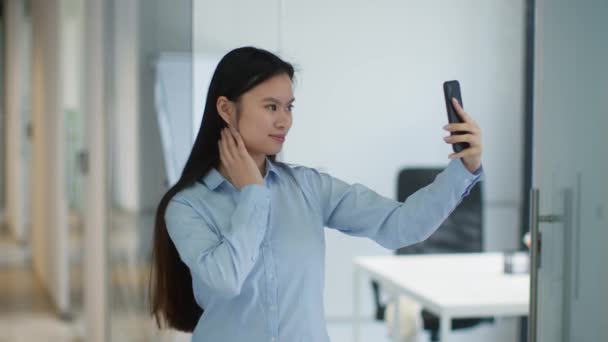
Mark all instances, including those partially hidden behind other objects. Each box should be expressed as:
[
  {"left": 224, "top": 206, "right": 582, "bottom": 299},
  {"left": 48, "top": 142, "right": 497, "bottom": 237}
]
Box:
[
  {"left": 538, "top": 214, "right": 563, "bottom": 223},
  {"left": 528, "top": 188, "right": 568, "bottom": 342}
]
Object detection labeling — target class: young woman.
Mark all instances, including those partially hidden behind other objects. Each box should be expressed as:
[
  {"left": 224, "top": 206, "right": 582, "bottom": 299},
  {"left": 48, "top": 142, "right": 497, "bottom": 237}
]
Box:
[{"left": 150, "top": 46, "right": 484, "bottom": 342}]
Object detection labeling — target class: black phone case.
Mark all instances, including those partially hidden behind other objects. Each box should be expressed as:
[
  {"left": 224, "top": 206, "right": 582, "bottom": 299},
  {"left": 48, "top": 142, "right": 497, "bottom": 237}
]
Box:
[{"left": 443, "top": 80, "right": 470, "bottom": 153}]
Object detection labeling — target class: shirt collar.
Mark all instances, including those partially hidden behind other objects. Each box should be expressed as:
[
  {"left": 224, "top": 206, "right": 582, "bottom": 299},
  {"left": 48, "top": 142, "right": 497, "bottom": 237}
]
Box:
[{"left": 202, "top": 156, "right": 281, "bottom": 191}]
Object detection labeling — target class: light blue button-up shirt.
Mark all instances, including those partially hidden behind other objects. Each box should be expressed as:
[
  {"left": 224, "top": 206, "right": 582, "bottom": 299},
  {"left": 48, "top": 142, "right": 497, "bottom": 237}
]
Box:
[{"left": 165, "top": 157, "right": 483, "bottom": 342}]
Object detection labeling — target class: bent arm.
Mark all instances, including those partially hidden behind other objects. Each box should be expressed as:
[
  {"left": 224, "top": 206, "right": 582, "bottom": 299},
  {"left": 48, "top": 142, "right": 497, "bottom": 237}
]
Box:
[{"left": 165, "top": 184, "right": 271, "bottom": 298}]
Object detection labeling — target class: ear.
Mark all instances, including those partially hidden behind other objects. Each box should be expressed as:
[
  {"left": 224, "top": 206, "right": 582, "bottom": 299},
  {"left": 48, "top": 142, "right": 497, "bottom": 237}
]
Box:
[{"left": 216, "top": 96, "right": 236, "bottom": 126}]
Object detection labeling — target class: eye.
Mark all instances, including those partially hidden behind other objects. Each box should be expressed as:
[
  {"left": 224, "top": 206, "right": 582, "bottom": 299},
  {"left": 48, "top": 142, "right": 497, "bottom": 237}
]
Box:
[
  {"left": 287, "top": 104, "right": 294, "bottom": 112},
  {"left": 266, "top": 104, "right": 277, "bottom": 111}
]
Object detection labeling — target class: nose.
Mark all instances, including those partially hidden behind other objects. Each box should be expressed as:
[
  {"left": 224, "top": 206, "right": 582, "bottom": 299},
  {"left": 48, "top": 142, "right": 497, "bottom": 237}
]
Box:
[{"left": 275, "top": 107, "right": 292, "bottom": 129}]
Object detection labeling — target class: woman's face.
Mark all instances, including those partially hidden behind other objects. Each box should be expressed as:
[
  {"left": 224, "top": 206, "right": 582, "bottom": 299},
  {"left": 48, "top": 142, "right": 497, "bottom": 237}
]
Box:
[{"left": 234, "top": 74, "right": 294, "bottom": 157}]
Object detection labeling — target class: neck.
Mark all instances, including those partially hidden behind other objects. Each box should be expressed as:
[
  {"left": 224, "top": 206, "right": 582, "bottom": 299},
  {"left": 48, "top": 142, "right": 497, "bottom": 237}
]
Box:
[
  {"left": 252, "top": 154, "right": 267, "bottom": 176},
  {"left": 217, "top": 154, "right": 268, "bottom": 182}
]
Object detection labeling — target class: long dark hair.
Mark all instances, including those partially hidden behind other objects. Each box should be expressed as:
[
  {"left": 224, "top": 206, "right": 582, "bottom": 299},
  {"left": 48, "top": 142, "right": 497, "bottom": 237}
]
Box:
[{"left": 150, "top": 46, "right": 295, "bottom": 332}]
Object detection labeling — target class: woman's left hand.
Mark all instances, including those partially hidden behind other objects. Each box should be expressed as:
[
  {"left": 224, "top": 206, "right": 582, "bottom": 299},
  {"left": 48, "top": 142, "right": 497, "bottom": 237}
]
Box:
[{"left": 442, "top": 97, "right": 483, "bottom": 173}]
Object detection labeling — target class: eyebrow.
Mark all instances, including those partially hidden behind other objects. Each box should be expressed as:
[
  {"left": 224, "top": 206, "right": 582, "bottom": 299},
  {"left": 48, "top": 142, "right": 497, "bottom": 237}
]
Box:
[{"left": 261, "top": 97, "right": 295, "bottom": 104}]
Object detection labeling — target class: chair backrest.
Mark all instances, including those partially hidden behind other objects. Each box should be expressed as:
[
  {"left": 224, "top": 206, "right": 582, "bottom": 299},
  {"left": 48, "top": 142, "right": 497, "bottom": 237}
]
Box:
[{"left": 395, "top": 167, "right": 483, "bottom": 255}]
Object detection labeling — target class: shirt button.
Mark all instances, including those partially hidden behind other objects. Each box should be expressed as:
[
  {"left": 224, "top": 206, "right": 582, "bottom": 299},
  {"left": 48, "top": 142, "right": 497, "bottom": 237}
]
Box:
[
  {"left": 270, "top": 338, "right": 275, "bottom": 342},
  {"left": 270, "top": 305, "right": 277, "bottom": 311}
]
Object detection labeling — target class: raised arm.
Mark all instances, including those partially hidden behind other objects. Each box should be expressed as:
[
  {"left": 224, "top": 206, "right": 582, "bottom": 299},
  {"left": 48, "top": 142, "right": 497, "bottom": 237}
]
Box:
[{"left": 302, "top": 158, "right": 483, "bottom": 249}]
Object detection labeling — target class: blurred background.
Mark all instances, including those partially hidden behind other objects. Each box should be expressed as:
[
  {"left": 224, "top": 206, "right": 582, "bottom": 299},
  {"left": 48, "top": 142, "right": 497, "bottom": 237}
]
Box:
[{"left": 0, "top": 1, "right": 606, "bottom": 342}]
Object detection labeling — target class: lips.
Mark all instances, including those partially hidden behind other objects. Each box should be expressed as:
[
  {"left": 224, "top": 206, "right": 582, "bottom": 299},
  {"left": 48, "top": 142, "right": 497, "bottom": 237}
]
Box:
[{"left": 270, "top": 135, "right": 286, "bottom": 143}]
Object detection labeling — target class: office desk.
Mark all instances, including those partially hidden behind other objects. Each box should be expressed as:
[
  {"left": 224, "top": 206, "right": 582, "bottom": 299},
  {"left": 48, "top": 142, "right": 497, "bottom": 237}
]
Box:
[{"left": 352, "top": 253, "right": 529, "bottom": 342}]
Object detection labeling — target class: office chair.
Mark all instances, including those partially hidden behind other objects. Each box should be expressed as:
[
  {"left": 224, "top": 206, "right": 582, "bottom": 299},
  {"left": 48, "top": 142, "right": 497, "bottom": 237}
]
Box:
[{"left": 370, "top": 167, "right": 493, "bottom": 341}]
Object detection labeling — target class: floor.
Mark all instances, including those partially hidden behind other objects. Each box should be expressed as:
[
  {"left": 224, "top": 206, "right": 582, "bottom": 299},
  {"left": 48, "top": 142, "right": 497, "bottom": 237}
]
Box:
[{"left": 0, "top": 212, "right": 173, "bottom": 342}]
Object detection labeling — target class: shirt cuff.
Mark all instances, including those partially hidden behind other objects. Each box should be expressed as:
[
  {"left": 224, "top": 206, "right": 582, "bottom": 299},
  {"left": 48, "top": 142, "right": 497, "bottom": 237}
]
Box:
[{"left": 453, "top": 157, "right": 485, "bottom": 182}]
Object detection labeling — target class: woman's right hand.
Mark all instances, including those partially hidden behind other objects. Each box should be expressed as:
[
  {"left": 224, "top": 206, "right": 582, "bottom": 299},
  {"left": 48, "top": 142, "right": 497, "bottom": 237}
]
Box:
[{"left": 218, "top": 125, "right": 264, "bottom": 190}]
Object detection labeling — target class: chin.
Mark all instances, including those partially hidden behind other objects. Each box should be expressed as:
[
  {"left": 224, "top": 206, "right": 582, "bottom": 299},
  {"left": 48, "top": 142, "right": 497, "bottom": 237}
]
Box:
[
  {"left": 268, "top": 148, "right": 282, "bottom": 155},
  {"left": 251, "top": 145, "right": 281, "bottom": 156}
]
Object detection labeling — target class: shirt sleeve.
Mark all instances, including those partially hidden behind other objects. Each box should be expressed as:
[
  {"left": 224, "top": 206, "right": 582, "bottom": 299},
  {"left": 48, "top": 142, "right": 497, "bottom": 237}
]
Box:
[
  {"left": 303, "top": 158, "right": 483, "bottom": 249},
  {"left": 164, "top": 184, "right": 271, "bottom": 298}
]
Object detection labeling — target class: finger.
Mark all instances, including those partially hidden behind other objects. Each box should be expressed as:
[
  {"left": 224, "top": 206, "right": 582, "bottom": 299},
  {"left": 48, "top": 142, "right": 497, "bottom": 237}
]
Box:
[
  {"left": 220, "top": 130, "right": 234, "bottom": 162},
  {"left": 218, "top": 141, "right": 227, "bottom": 165},
  {"left": 448, "top": 146, "right": 482, "bottom": 159},
  {"left": 451, "top": 97, "right": 473, "bottom": 123},
  {"left": 444, "top": 134, "right": 480, "bottom": 146},
  {"left": 218, "top": 131, "right": 228, "bottom": 162},
  {"left": 227, "top": 123, "right": 239, "bottom": 137},
  {"left": 444, "top": 123, "right": 480, "bottom": 135},
  {"left": 225, "top": 127, "right": 239, "bottom": 155},
  {"left": 228, "top": 125, "right": 247, "bottom": 154}
]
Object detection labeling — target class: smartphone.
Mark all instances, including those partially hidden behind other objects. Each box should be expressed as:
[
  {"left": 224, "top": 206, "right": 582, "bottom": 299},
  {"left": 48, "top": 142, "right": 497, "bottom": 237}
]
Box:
[{"left": 443, "top": 80, "right": 470, "bottom": 153}]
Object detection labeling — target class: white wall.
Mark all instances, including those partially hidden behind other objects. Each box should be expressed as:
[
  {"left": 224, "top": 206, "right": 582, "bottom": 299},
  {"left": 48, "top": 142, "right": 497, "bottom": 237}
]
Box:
[
  {"left": 3, "top": 0, "right": 30, "bottom": 242},
  {"left": 83, "top": 1, "right": 110, "bottom": 340},
  {"left": 138, "top": 0, "right": 191, "bottom": 211},
  {"left": 194, "top": 0, "right": 526, "bottom": 339},
  {"left": 62, "top": 0, "right": 85, "bottom": 215},
  {"left": 111, "top": 0, "right": 140, "bottom": 212},
  {"left": 0, "top": 6, "right": 4, "bottom": 215},
  {"left": 110, "top": 0, "right": 191, "bottom": 212},
  {"left": 30, "top": 0, "right": 69, "bottom": 315},
  {"left": 276, "top": 0, "right": 525, "bottom": 320},
  {"left": 533, "top": 0, "right": 608, "bottom": 340}
]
